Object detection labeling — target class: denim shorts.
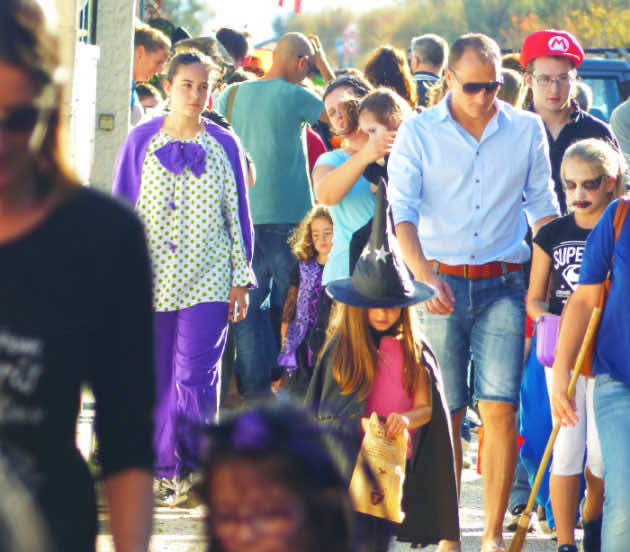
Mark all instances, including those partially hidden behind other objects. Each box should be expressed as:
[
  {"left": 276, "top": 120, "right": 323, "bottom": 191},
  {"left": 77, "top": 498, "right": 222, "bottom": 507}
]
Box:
[
  {"left": 418, "top": 270, "right": 526, "bottom": 413},
  {"left": 594, "top": 373, "right": 630, "bottom": 551}
]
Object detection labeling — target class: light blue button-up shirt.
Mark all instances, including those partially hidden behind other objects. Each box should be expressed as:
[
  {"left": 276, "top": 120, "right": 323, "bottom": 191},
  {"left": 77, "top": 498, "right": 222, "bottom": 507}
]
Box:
[{"left": 388, "top": 93, "right": 560, "bottom": 265}]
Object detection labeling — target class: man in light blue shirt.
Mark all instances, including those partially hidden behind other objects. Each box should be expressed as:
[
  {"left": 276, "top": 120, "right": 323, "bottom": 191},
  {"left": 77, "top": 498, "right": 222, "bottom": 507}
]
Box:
[
  {"left": 389, "top": 33, "right": 559, "bottom": 552},
  {"left": 215, "top": 33, "right": 334, "bottom": 400}
]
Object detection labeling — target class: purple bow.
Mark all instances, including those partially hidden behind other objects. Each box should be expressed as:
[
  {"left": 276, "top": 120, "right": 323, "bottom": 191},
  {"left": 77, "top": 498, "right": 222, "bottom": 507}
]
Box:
[{"left": 154, "top": 141, "right": 206, "bottom": 177}]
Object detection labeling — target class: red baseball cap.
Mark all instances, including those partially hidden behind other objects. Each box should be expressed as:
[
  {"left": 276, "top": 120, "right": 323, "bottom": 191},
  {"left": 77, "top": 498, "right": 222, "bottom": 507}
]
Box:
[{"left": 520, "top": 30, "right": 584, "bottom": 70}]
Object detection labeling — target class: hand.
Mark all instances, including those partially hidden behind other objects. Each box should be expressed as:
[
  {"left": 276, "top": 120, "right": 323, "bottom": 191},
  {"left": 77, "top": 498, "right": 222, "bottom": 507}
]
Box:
[
  {"left": 422, "top": 271, "right": 455, "bottom": 315},
  {"left": 360, "top": 130, "right": 397, "bottom": 164},
  {"left": 385, "top": 412, "right": 409, "bottom": 438},
  {"left": 228, "top": 286, "right": 249, "bottom": 323},
  {"left": 550, "top": 367, "right": 578, "bottom": 427},
  {"left": 307, "top": 35, "right": 327, "bottom": 69},
  {"left": 271, "top": 374, "right": 289, "bottom": 392}
]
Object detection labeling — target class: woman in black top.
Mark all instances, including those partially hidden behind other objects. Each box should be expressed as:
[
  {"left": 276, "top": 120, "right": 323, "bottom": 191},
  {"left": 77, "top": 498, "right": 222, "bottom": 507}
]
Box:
[{"left": 0, "top": 1, "right": 154, "bottom": 551}]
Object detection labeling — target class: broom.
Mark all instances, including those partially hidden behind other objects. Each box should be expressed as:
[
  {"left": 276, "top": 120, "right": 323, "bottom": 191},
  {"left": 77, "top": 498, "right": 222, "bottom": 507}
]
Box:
[{"left": 508, "top": 306, "right": 602, "bottom": 552}]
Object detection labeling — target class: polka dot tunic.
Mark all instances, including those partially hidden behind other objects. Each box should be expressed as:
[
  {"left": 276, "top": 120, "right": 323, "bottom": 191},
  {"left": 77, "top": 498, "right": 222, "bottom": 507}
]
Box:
[{"left": 136, "top": 129, "right": 254, "bottom": 312}]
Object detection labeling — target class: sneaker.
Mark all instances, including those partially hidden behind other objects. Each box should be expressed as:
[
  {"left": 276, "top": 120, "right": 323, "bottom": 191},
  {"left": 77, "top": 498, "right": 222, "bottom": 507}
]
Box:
[
  {"left": 154, "top": 480, "right": 176, "bottom": 507},
  {"left": 506, "top": 504, "right": 532, "bottom": 532},
  {"left": 461, "top": 438, "right": 472, "bottom": 469},
  {"left": 579, "top": 498, "right": 602, "bottom": 552}
]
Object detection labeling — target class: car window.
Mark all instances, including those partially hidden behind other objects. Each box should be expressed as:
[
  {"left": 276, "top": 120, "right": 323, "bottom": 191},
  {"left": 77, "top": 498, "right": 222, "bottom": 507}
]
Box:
[{"left": 580, "top": 77, "right": 620, "bottom": 122}]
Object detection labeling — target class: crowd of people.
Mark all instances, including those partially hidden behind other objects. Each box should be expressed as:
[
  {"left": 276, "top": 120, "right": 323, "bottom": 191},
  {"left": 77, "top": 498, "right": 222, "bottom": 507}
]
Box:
[{"left": 2, "top": 0, "right": 630, "bottom": 551}]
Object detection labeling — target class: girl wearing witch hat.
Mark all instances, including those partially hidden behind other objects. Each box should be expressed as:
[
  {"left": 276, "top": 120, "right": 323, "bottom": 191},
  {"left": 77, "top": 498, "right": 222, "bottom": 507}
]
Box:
[{"left": 305, "top": 180, "right": 460, "bottom": 551}]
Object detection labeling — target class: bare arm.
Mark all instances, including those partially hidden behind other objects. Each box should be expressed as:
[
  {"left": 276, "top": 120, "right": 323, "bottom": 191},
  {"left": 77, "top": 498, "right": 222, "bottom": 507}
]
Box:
[
  {"left": 105, "top": 468, "right": 153, "bottom": 552},
  {"left": 532, "top": 214, "right": 557, "bottom": 237},
  {"left": 526, "top": 243, "right": 552, "bottom": 321},
  {"left": 313, "top": 132, "right": 394, "bottom": 205},
  {"left": 280, "top": 285, "right": 298, "bottom": 344},
  {"left": 246, "top": 157, "right": 255, "bottom": 188},
  {"left": 395, "top": 221, "right": 454, "bottom": 314},
  {"left": 550, "top": 283, "right": 601, "bottom": 426},
  {"left": 385, "top": 366, "right": 432, "bottom": 437},
  {"left": 309, "top": 35, "right": 335, "bottom": 84}
]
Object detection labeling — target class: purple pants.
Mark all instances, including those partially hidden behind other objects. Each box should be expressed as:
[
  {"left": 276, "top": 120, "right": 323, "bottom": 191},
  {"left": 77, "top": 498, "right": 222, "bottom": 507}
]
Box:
[{"left": 153, "top": 302, "right": 229, "bottom": 479}]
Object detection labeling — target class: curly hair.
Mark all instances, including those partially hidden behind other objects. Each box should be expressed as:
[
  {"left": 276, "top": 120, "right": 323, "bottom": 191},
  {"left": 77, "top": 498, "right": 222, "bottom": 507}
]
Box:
[
  {"left": 364, "top": 45, "right": 418, "bottom": 109},
  {"left": 288, "top": 206, "right": 333, "bottom": 261}
]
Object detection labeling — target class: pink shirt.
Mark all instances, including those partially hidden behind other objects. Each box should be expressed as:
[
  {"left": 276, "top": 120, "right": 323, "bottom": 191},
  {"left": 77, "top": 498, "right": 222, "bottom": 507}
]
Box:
[{"left": 365, "top": 336, "right": 416, "bottom": 457}]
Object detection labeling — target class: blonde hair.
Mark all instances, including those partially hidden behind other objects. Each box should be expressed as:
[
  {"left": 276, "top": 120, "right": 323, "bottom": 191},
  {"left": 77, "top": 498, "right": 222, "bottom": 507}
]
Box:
[
  {"left": 561, "top": 138, "right": 627, "bottom": 200},
  {"left": 288, "top": 206, "right": 333, "bottom": 261},
  {"left": 497, "top": 68, "right": 525, "bottom": 108},
  {"left": 134, "top": 20, "right": 171, "bottom": 53},
  {"left": 325, "top": 304, "right": 423, "bottom": 400},
  {"left": 426, "top": 76, "right": 448, "bottom": 106}
]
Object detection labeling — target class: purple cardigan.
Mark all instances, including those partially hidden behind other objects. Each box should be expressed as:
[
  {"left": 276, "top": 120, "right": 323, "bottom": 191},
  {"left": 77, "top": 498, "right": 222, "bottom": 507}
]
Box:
[{"left": 112, "top": 114, "right": 254, "bottom": 265}]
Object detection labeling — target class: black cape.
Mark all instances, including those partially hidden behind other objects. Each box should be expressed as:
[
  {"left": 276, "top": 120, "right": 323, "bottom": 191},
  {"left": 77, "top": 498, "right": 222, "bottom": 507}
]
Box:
[{"left": 304, "top": 337, "right": 460, "bottom": 546}]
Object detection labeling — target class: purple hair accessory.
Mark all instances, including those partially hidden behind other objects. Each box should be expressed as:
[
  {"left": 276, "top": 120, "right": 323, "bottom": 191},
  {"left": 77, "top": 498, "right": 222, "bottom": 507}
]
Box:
[
  {"left": 231, "top": 412, "right": 271, "bottom": 450},
  {"left": 154, "top": 141, "right": 206, "bottom": 177}
]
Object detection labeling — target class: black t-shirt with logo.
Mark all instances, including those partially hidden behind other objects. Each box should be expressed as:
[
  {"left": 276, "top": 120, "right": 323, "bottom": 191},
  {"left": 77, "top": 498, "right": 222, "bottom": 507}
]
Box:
[
  {"left": 0, "top": 187, "right": 154, "bottom": 551},
  {"left": 533, "top": 213, "right": 591, "bottom": 314}
]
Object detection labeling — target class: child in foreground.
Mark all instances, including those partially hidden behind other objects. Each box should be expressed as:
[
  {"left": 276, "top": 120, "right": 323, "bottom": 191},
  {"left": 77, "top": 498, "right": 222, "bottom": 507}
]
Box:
[
  {"left": 202, "top": 403, "right": 353, "bottom": 552},
  {"left": 525, "top": 138, "right": 625, "bottom": 552},
  {"left": 277, "top": 205, "right": 334, "bottom": 398},
  {"left": 305, "top": 182, "right": 460, "bottom": 552}
]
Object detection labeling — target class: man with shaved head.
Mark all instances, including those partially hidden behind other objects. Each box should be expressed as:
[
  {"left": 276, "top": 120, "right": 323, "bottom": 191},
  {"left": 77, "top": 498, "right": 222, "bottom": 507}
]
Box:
[{"left": 216, "top": 32, "right": 334, "bottom": 402}]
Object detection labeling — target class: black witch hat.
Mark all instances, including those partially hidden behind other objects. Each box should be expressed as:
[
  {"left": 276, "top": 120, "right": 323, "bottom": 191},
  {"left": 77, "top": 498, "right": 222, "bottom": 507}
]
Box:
[{"left": 326, "top": 179, "right": 435, "bottom": 308}]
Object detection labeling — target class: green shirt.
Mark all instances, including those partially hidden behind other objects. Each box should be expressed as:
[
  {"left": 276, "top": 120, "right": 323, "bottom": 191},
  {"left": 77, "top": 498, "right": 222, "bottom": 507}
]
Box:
[{"left": 216, "top": 78, "right": 323, "bottom": 225}]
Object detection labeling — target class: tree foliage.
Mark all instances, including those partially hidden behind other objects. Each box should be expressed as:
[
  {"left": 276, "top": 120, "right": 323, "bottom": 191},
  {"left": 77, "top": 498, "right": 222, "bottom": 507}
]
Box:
[
  {"left": 158, "top": 0, "right": 215, "bottom": 37},
  {"left": 278, "top": 0, "right": 630, "bottom": 69}
]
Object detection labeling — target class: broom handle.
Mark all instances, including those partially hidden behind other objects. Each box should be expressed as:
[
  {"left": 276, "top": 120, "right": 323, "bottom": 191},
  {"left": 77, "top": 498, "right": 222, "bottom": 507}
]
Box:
[{"left": 508, "top": 306, "right": 602, "bottom": 552}]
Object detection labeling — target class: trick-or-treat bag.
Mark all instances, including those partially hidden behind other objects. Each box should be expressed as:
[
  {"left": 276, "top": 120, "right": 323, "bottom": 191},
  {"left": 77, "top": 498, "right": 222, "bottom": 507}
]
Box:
[{"left": 349, "top": 412, "right": 407, "bottom": 522}]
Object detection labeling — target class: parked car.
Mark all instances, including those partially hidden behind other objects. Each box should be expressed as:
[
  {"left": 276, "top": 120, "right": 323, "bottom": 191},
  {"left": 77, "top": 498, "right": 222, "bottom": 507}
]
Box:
[{"left": 578, "top": 52, "right": 630, "bottom": 122}]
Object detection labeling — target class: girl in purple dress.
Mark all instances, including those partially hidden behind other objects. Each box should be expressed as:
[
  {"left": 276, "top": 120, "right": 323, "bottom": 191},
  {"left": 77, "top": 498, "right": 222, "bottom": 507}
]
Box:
[{"left": 277, "top": 205, "right": 333, "bottom": 398}]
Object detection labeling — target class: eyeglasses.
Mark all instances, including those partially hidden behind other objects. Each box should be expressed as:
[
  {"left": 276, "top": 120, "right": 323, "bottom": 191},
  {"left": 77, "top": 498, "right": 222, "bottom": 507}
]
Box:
[
  {"left": 0, "top": 106, "right": 39, "bottom": 133},
  {"left": 212, "top": 507, "right": 300, "bottom": 537},
  {"left": 529, "top": 73, "right": 574, "bottom": 87},
  {"left": 563, "top": 175, "right": 605, "bottom": 191},
  {"left": 449, "top": 69, "right": 503, "bottom": 95}
]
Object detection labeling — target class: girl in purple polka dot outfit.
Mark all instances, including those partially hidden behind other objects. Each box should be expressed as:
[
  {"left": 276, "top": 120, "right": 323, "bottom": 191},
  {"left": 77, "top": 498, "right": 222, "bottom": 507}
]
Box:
[
  {"left": 277, "top": 206, "right": 333, "bottom": 398},
  {"left": 113, "top": 50, "right": 255, "bottom": 505}
]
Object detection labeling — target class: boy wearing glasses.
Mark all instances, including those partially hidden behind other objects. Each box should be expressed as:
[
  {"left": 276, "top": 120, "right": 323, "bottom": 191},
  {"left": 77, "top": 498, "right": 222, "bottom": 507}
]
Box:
[
  {"left": 521, "top": 30, "right": 618, "bottom": 214},
  {"left": 389, "top": 33, "right": 559, "bottom": 552}
]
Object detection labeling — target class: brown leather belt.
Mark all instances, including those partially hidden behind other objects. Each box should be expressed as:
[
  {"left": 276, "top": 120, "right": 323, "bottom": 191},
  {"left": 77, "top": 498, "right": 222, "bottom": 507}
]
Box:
[{"left": 429, "top": 260, "right": 522, "bottom": 279}]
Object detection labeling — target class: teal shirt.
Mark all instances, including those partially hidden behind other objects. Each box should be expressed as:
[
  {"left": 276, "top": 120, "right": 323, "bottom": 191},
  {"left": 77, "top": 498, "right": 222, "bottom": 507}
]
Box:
[
  {"left": 314, "top": 149, "right": 376, "bottom": 285},
  {"left": 216, "top": 78, "right": 323, "bottom": 225}
]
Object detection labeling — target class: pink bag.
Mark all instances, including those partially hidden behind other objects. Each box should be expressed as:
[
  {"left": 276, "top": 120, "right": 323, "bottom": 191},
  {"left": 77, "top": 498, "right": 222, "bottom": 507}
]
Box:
[{"left": 535, "top": 314, "right": 560, "bottom": 367}]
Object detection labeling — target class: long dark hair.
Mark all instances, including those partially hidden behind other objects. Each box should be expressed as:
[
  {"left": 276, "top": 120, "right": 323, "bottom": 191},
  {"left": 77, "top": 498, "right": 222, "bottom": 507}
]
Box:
[
  {"left": 202, "top": 403, "right": 354, "bottom": 552},
  {"left": 0, "top": 0, "right": 78, "bottom": 199},
  {"left": 364, "top": 45, "right": 418, "bottom": 109}
]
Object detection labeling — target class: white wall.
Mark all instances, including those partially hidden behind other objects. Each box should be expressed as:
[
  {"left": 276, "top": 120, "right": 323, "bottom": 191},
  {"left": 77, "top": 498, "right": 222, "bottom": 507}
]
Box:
[{"left": 91, "top": 0, "right": 136, "bottom": 192}]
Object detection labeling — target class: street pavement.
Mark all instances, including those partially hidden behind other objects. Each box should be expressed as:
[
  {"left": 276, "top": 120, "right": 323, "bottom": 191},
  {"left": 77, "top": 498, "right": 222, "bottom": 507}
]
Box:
[{"left": 96, "top": 434, "right": 559, "bottom": 552}]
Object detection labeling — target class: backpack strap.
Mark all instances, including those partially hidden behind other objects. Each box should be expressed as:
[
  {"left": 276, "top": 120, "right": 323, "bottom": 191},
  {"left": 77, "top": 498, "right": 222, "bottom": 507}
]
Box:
[
  {"left": 613, "top": 198, "right": 629, "bottom": 242},
  {"left": 225, "top": 83, "right": 240, "bottom": 125}
]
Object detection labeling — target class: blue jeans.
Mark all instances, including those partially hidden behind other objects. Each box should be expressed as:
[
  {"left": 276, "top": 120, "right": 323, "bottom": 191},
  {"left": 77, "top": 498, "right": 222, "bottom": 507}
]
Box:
[
  {"left": 418, "top": 271, "right": 526, "bottom": 413},
  {"left": 594, "top": 373, "right": 630, "bottom": 551},
  {"left": 233, "top": 223, "right": 296, "bottom": 398}
]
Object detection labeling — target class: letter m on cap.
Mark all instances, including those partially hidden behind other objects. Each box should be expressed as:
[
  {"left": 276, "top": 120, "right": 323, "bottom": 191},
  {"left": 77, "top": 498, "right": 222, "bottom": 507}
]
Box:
[{"left": 548, "top": 36, "right": 569, "bottom": 52}]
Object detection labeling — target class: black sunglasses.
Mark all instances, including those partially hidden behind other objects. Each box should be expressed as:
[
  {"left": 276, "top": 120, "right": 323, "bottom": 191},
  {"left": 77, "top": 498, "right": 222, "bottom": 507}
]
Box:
[
  {"left": 563, "top": 175, "right": 605, "bottom": 191},
  {"left": 0, "top": 106, "right": 39, "bottom": 133},
  {"left": 450, "top": 69, "right": 503, "bottom": 95}
]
